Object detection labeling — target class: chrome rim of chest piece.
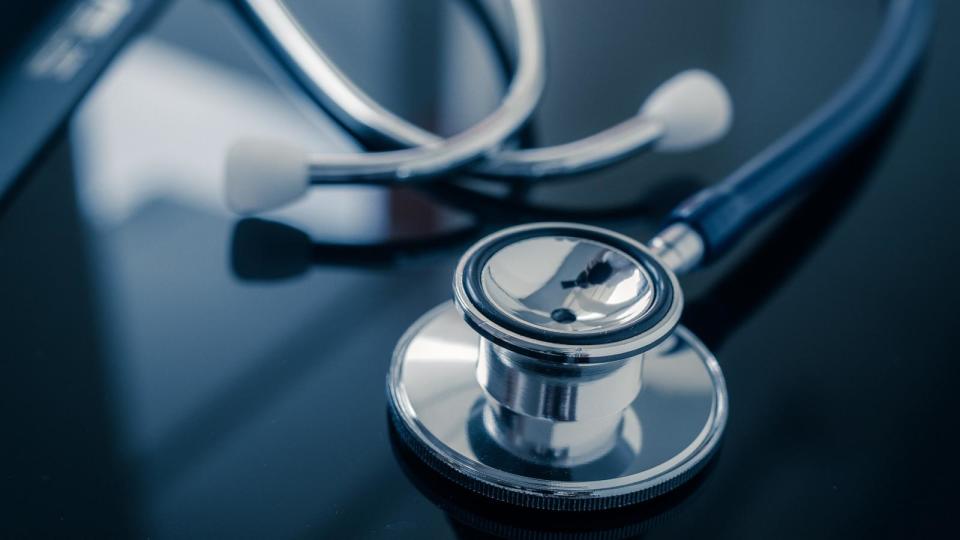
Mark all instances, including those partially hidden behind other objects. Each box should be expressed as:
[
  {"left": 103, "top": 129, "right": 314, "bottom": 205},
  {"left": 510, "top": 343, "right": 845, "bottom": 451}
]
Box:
[{"left": 387, "top": 223, "right": 728, "bottom": 511}]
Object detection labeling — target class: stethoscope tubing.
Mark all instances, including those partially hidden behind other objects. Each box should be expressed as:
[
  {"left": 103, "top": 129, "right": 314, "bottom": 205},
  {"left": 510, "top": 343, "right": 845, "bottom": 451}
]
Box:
[
  {"left": 234, "top": 0, "right": 679, "bottom": 182},
  {"left": 233, "top": 0, "right": 550, "bottom": 181},
  {"left": 667, "top": 0, "right": 934, "bottom": 264},
  {"left": 233, "top": 0, "right": 933, "bottom": 273}
]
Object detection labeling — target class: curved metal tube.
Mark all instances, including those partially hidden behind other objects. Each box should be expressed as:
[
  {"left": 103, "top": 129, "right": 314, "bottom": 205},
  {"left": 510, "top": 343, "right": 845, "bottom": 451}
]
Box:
[
  {"left": 237, "top": 0, "right": 667, "bottom": 181},
  {"left": 307, "top": 116, "right": 666, "bottom": 182}
]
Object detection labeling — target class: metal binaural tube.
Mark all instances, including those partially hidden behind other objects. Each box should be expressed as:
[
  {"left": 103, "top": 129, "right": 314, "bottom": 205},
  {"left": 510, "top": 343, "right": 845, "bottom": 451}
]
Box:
[
  {"left": 239, "top": 0, "right": 546, "bottom": 182},
  {"left": 237, "top": 2, "right": 731, "bottom": 184},
  {"left": 306, "top": 116, "right": 666, "bottom": 182}
]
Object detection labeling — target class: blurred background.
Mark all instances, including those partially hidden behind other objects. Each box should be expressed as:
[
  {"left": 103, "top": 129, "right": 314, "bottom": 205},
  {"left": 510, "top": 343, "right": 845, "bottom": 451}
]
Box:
[{"left": 1, "top": 0, "right": 958, "bottom": 538}]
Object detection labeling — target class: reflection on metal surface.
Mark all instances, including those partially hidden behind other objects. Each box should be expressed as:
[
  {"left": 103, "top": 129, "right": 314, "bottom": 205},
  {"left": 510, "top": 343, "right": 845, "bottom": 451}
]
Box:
[
  {"left": 388, "top": 301, "right": 727, "bottom": 510},
  {"left": 481, "top": 235, "right": 655, "bottom": 334},
  {"left": 454, "top": 223, "right": 683, "bottom": 361}
]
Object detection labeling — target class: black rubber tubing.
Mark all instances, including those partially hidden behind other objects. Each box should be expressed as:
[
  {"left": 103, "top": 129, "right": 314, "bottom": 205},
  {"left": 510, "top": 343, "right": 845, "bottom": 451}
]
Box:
[{"left": 667, "top": 0, "right": 935, "bottom": 264}]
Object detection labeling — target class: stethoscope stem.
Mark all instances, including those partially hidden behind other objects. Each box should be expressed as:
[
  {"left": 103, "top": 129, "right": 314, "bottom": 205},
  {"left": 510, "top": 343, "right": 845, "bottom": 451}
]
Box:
[
  {"left": 667, "top": 0, "right": 933, "bottom": 264},
  {"left": 304, "top": 117, "right": 667, "bottom": 183},
  {"left": 472, "top": 118, "right": 665, "bottom": 179},
  {"left": 647, "top": 223, "right": 705, "bottom": 275}
]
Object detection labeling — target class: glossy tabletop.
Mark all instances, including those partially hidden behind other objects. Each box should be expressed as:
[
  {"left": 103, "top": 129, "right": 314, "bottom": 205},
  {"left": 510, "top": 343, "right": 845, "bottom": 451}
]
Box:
[{"left": 1, "top": 0, "right": 959, "bottom": 538}]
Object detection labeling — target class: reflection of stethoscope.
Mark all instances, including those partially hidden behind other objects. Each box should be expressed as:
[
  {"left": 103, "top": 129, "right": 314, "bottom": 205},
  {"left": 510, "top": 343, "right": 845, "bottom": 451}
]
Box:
[{"left": 227, "top": 0, "right": 932, "bottom": 511}]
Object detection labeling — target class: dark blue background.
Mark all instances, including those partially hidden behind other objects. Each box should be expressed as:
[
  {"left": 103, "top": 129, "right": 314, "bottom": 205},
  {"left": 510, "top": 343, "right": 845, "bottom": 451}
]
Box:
[{"left": 1, "top": 1, "right": 958, "bottom": 537}]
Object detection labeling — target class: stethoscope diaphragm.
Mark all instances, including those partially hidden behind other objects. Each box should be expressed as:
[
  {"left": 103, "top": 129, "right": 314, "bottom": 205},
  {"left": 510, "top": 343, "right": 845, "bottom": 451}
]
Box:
[{"left": 387, "top": 223, "right": 727, "bottom": 510}]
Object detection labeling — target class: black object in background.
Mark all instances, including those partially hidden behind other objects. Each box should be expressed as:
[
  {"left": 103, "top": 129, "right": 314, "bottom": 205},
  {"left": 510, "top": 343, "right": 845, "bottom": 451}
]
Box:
[{"left": 0, "top": 0, "right": 164, "bottom": 202}]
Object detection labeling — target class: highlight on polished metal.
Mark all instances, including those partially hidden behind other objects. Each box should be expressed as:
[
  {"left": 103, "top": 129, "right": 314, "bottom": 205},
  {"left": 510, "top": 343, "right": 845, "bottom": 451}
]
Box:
[
  {"left": 225, "top": 0, "right": 733, "bottom": 215},
  {"left": 479, "top": 235, "right": 656, "bottom": 335},
  {"left": 387, "top": 223, "right": 727, "bottom": 511}
]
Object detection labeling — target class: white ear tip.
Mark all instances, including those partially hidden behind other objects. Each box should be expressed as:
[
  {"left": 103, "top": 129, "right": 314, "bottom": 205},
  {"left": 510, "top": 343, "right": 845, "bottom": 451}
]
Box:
[
  {"left": 225, "top": 139, "right": 310, "bottom": 214},
  {"left": 640, "top": 69, "right": 733, "bottom": 152}
]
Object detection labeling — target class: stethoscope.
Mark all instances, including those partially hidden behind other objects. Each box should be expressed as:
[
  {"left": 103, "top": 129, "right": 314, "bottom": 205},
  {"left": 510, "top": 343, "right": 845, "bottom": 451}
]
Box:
[
  {"left": 225, "top": 0, "right": 732, "bottom": 213},
  {"left": 226, "top": 0, "right": 932, "bottom": 511}
]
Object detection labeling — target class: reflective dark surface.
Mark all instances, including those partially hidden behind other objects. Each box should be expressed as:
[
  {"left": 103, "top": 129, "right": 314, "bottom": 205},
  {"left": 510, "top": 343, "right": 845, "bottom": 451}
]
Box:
[{"left": 2, "top": 0, "right": 959, "bottom": 537}]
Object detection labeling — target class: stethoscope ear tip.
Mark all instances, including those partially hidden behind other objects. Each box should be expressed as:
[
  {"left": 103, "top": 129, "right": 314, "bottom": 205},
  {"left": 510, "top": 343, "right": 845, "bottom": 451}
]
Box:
[
  {"left": 642, "top": 69, "right": 733, "bottom": 153},
  {"left": 224, "top": 138, "right": 310, "bottom": 214}
]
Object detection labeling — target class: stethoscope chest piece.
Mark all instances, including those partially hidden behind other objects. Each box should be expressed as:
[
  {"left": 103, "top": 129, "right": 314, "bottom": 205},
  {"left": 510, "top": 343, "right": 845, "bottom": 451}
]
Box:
[{"left": 388, "top": 223, "right": 727, "bottom": 511}]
